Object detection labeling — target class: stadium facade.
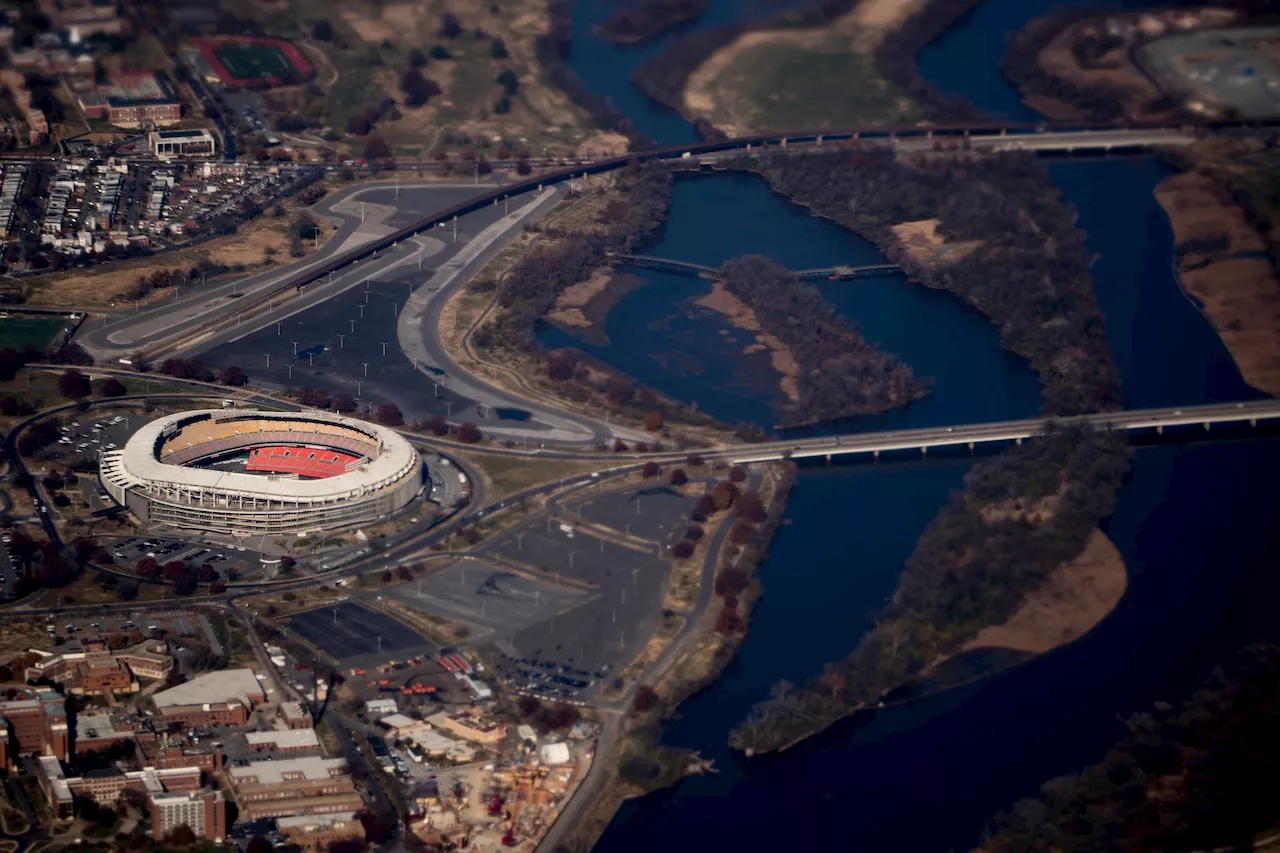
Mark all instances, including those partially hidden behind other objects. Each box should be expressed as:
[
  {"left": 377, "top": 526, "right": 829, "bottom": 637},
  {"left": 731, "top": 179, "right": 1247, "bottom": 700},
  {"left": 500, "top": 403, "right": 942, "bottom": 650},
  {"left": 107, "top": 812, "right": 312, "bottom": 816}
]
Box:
[{"left": 100, "top": 410, "right": 422, "bottom": 534}]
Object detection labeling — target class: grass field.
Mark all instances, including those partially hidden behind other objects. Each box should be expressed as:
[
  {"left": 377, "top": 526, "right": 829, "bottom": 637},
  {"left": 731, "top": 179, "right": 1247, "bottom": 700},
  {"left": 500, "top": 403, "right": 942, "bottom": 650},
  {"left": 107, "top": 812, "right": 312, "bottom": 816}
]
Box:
[
  {"left": 0, "top": 316, "right": 69, "bottom": 350},
  {"left": 709, "top": 40, "right": 923, "bottom": 132},
  {"left": 216, "top": 43, "right": 294, "bottom": 80}
]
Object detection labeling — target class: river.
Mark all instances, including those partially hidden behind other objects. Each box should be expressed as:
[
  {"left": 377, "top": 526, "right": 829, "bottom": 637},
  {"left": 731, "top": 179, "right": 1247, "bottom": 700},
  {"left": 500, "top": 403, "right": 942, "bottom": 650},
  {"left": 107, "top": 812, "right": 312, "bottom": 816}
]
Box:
[{"left": 558, "top": 1, "right": 1280, "bottom": 850}]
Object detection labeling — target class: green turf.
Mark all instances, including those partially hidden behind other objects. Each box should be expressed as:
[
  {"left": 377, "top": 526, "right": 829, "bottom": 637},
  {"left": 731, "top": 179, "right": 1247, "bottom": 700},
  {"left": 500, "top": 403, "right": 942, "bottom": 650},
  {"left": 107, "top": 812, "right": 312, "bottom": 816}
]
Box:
[
  {"left": 715, "top": 41, "right": 923, "bottom": 132},
  {"left": 215, "top": 43, "right": 294, "bottom": 81},
  {"left": 0, "top": 316, "right": 67, "bottom": 350}
]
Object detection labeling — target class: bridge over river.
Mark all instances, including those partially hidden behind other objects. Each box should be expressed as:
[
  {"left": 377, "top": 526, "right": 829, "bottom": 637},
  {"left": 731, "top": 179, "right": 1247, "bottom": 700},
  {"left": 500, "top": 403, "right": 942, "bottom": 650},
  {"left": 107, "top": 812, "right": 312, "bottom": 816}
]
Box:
[
  {"left": 612, "top": 254, "right": 901, "bottom": 280},
  {"left": 728, "top": 400, "right": 1280, "bottom": 464}
]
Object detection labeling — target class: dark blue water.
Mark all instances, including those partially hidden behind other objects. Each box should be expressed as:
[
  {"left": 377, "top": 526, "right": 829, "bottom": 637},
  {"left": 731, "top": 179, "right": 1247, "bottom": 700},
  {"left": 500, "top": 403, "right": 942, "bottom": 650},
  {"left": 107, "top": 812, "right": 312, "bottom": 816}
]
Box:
[
  {"left": 569, "top": 0, "right": 810, "bottom": 145},
  {"left": 539, "top": 172, "right": 1042, "bottom": 430},
  {"left": 595, "top": 438, "right": 1280, "bottom": 853},
  {"left": 561, "top": 1, "right": 1280, "bottom": 850}
]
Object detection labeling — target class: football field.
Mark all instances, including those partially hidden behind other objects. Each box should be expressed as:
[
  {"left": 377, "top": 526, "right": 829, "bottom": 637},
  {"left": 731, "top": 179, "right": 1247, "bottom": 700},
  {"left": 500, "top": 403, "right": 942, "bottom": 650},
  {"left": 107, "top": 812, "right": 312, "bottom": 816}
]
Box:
[{"left": 214, "top": 42, "right": 294, "bottom": 81}]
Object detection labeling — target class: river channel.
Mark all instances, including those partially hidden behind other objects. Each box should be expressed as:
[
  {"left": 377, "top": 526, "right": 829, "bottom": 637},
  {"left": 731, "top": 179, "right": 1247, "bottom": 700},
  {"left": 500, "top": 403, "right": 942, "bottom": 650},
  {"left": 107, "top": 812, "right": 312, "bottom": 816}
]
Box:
[{"left": 562, "top": 1, "right": 1280, "bottom": 850}]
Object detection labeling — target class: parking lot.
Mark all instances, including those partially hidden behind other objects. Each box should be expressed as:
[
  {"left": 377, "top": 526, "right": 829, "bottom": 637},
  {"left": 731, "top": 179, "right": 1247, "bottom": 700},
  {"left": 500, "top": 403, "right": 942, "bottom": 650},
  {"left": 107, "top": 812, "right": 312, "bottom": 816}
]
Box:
[
  {"left": 101, "top": 534, "right": 265, "bottom": 579},
  {"left": 49, "top": 410, "right": 145, "bottom": 461},
  {"left": 287, "top": 601, "right": 432, "bottom": 665}
]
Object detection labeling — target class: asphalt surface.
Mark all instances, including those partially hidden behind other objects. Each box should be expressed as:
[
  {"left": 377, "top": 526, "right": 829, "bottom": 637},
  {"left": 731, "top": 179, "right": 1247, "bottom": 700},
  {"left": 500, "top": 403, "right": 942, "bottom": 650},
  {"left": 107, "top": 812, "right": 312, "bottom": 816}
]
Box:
[{"left": 288, "top": 600, "right": 430, "bottom": 663}]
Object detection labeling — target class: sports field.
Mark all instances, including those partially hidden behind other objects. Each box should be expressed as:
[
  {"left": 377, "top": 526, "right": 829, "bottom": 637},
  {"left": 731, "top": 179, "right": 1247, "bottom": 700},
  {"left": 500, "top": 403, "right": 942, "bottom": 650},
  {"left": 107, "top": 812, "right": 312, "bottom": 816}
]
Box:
[
  {"left": 0, "top": 316, "right": 68, "bottom": 350},
  {"left": 214, "top": 42, "right": 295, "bottom": 81}
]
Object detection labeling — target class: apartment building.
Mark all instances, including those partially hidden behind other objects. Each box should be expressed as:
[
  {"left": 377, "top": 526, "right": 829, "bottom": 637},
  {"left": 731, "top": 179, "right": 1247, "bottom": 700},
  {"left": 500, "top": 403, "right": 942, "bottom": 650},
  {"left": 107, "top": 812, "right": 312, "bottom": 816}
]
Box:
[{"left": 150, "top": 790, "right": 226, "bottom": 842}]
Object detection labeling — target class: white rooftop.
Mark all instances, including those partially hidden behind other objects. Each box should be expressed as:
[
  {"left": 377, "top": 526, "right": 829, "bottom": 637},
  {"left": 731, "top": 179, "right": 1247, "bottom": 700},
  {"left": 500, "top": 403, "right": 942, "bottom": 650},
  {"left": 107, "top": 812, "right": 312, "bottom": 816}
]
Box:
[
  {"left": 379, "top": 713, "right": 418, "bottom": 730},
  {"left": 153, "top": 668, "right": 261, "bottom": 708},
  {"left": 229, "top": 756, "right": 347, "bottom": 785},
  {"left": 245, "top": 729, "right": 320, "bottom": 749},
  {"left": 277, "top": 811, "right": 358, "bottom": 831}
]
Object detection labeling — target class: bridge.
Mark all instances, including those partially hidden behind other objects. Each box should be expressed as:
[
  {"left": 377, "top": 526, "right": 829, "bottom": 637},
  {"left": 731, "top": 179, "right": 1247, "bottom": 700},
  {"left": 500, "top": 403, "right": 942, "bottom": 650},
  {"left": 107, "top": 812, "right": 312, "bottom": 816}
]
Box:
[
  {"left": 613, "top": 254, "right": 901, "bottom": 280},
  {"left": 728, "top": 399, "right": 1280, "bottom": 464},
  {"left": 139, "top": 118, "right": 1277, "bottom": 359}
]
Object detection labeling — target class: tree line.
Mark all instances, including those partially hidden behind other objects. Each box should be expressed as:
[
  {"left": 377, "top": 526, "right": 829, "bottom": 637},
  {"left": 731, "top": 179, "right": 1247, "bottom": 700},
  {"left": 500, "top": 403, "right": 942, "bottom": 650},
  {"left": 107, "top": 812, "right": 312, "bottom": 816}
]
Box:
[
  {"left": 982, "top": 643, "right": 1280, "bottom": 852},
  {"left": 718, "top": 255, "right": 927, "bottom": 425},
  {"left": 730, "top": 426, "right": 1131, "bottom": 753},
  {"left": 594, "top": 0, "right": 711, "bottom": 45},
  {"left": 747, "top": 149, "right": 1122, "bottom": 417}
]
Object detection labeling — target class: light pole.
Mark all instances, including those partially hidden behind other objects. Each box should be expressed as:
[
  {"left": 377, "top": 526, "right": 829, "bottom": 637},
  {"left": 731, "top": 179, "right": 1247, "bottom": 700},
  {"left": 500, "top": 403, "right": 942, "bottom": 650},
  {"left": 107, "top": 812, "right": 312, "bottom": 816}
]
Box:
[
  {"left": 349, "top": 319, "right": 356, "bottom": 333},
  {"left": 287, "top": 364, "right": 293, "bottom": 379},
  {"left": 380, "top": 342, "right": 388, "bottom": 356},
  {"left": 292, "top": 341, "right": 299, "bottom": 355},
  {"left": 276, "top": 321, "right": 282, "bottom": 335},
  {"left": 362, "top": 362, "right": 369, "bottom": 377},
  {"left": 338, "top": 334, "right": 345, "bottom": 349},
  {"left": 356, "top": 380, "right": 363, "bottom": 396},
  {"left": 264, "top": 354, "right": 271, "bottom": 368}
]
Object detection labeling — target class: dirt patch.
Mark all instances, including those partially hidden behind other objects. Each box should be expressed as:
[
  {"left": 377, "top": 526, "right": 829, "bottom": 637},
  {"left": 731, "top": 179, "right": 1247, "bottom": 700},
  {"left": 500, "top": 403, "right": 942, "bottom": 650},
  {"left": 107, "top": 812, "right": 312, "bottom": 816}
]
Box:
[
  {"left": 979, "top": 490, "right": 1061, "bottom": 524},
  {"left": 684, "top": 30, "right": 825, "bottom": 118},
  {"left": 696, "top": 281, "right": 799, "bottom": 401},
  {"left": 548, "top": 267, "right": 613, "bottom": 328},
  {"left": 961, "top": 528, "right": 1126, "bottom": 655},
  {"left": 576, "top": 131, "right": 630, "bottom": 159},
  {"left": 847, "top": 0, "right": 931, "bottom": 47},
  {"left": 1155, "top": 172, "right": 1280, "bottom": 396},
  {"left": 25, "top": 215, "right": 335, "bottom": 310},
  {"left": 890, "top": 218, "right": 981, "bottom": 265}
]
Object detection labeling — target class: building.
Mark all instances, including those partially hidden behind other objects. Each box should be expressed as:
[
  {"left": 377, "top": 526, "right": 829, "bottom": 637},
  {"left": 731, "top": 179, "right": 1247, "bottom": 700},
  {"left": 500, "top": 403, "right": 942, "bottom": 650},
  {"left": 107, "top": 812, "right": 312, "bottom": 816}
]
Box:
[
  {"left": 378, "top": 713, "right": 420, "bottom": 737},
  {"left": 244, "top": 729, "right": 321, "bottom": 753},
  {"left": 275, "top": 812, "right": 363, "bottom": 851},
  {"left": 100, "top": 410, "right": 424, "bottom": 534},
  {"left": 40, "top": 0, "right": 127, "bottom": 37},
  {"left": 36, "top": 755, "right": 74, "bottom": 819},
  {"left": 147, "top": 128, "right": 216, "bottom": 158},
  {"left": 136, "top": 739, "right": 223, "bottom": 773},
  {"left": 0, "top": 694, "right": 68, "bottom": 763},
  {"left": 365, "top": 698, "right": 397, "bottom": 716},
  {"left": 427, "top": 711, "right": 505, "bottom": 746},
  {"left": 152, "top": 669, "right": 264, "bottom": 727},
  {"left": 77, "top": 73, "right": 181, "bottom": 128},
  {"left": 150, "top": 789, "right": 226, "bottom": 842},
  {"left": 76, "top": 712, "right": 144, "bottom": 754},
  {"left": 26, "top": 639, "right": 173, "bottom": 694},
  {"left": 228, "top": 757, "right": 364, "bottom": 821},
  {"left": 65, "top": 765, "right": 201, "bottom": 807},
  {"left": 539, "top": 743, "right": 570, "bottom": 766},
  {"left": 278, "top": 701, "right": 312, "bottom": 729}
]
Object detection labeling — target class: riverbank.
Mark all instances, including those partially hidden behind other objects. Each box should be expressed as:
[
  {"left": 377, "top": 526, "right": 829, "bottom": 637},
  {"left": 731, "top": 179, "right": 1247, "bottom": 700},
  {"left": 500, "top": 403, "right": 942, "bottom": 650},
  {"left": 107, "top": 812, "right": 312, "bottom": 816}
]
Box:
[
  {"left": 630, "top": 0, "right": 987, "bottom": 137},
  {"left": 1154, "top": 167, "right": 1280, "bottom": 398},
  {"left": 552, "top": 462, "right": 796, "bottom": 852},
  {"left": 594, "top": 0, "right": 711, "bottom": 44},
  {"left": 1001, "top": 7, "right": 1237, "bottom": 122}
]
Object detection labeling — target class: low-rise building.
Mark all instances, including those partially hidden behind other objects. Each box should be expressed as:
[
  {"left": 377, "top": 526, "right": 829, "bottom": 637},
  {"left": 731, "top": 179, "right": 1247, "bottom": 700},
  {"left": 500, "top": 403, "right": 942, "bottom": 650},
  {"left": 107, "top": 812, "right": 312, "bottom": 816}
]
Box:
[
  {"left": 228, "top": 757, "right": 363, "bottom": 820},
  {"left": 278, "top": 701, "right": 312, "bottom": 729},
  {"left": 275, "top": 811, "right": 363, "bottom": 851},
  {"left": 25, "top": 639, "right": 173, "bottom": 694},
  {"left": 364, "top": 698, "right": 397, "bottom": 716},
  {"left": 244, "top": 729, "right": 321, "bottom": 753},
  {"left": 149, "top": 128, "right": 216, "bottom": 158},
  {"left": 153, "top": 669, "right": 264, "bottom": 728},
  {"left": 427, "top": 711, "right": 505, "bottom": 745}
]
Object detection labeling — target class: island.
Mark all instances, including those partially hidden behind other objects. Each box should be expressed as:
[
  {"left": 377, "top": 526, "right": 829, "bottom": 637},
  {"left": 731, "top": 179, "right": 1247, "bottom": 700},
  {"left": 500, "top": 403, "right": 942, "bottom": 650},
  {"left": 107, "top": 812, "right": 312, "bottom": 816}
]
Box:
[{"left": 593, "top": 0, "right": 711, "bottom": 44}]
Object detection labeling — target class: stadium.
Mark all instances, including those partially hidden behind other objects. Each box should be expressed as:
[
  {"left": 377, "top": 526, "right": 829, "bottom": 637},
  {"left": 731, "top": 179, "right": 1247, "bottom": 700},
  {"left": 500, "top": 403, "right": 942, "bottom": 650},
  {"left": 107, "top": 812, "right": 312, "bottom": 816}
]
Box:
[{"left": 100, "top": 410, "right": 423, "bottom": 534}]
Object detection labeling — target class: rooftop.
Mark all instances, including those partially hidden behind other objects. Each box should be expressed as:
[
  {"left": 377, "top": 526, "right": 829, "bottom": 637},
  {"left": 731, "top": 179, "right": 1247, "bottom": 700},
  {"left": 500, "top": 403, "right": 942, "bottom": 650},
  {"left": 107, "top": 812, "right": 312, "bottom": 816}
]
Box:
[
  {"left": 229, "top": 756, "right": 347, "bottom": 786},
  {"left": 276, "top": 811, "right": 359, "bottom": 831},
  {"left": 245, "top": 729, "right": 320, "bottom": 749},
  {"left": 379, "top": 713, "right": 418, "bottom": 730},
  {"left": 153, "top": 668, "right": 261, "bottom": 708}
]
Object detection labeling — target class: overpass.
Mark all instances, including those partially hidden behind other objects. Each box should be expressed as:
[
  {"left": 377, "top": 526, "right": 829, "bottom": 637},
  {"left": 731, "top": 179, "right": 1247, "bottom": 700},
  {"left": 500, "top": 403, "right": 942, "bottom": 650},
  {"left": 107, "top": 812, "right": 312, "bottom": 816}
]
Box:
[
  {"left": 728, "top": 399, "right": 1280, "bottom": 464},
  {"left": 117, "top": 118, "right": 1276, "bottom": 361},
  {"left": 612, "top": 254, "right": 900, "bottom": 280}
]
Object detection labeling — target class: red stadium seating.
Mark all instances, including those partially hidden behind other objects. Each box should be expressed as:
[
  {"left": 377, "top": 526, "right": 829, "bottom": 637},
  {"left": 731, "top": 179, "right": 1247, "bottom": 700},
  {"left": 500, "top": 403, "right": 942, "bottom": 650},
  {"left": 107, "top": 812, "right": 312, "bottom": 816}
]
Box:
[{"left": 245, "top": 446, "right": 361, "bottom": 479}]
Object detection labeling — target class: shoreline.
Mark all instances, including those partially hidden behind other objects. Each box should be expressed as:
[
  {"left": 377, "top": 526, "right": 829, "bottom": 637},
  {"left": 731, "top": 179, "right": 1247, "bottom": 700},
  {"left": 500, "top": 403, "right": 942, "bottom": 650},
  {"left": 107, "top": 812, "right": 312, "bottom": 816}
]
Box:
[
  {"left": 1153, "top": 170, "right": 1280, "bottom": 398},
  {"left": 548, "top": 462, "right": 797, "bottom": 852}
]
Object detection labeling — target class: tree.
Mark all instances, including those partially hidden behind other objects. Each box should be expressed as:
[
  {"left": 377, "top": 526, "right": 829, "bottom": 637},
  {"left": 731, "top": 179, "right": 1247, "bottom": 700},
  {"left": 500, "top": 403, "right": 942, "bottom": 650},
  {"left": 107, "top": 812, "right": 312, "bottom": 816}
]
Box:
[
  {"left": 454, "top": 422, "right": 482, "bottom": 444},
  {"left": 643, "top": 410, "right": 663, "bottom": 431},
  {"left": 547, "top": 352, "right": 575, "bottom": 381},
  {"left": 311, "top": 19, "right": 333, "bottom": 40},
  {"left": 715, "top": 604, "right": 743, "bottom": 634},
  {"left": 376, "top": 403, "right": 404, "bottom": 426},
  {"left": 430, "top": 44, "right": 452, "bottom": 59},
  {"left": 364, "top": 135, "right": 392, "bottom": 161},
  {"left": 490, "top": 37, "right": 508, "bottom": 58},
  {"left": 58, "top": 368, "right": 91, "bottom": 399},
  {"left": 100, "top": 377, "right": 126, "bottom": 397},
  {"left": 714, "top": 566, "right": 748, "bottom": 598},
  {"left": 516, "top": 694, "right": 541, "bottom": 717},
  {"left": 671, "top": 540, "right": 694, "bottom": 559},
  {"left": 728, "top": 521, "right": 755, "bottom": 545},
  {"left": 440, "top": 12, "right": 462, "bottom": 38},
  {"left": 401, "top": 69, "right": 442, "bottom": 107},
  {"left": 329, "top": 840, "right": 365, "bottom": 853},
  {"left": 246, "top": 837, "right": 273, "bottom": 853},
  {"left": 612, "top": 440, "right": 629, "bottom": 453},
  {"left": 728, "top": 466, "right": 747, "bottom": 483},
  {"left": 135, "top": 556, "right": 158, "bottom": 577},
  {"left": 734, "top": 491, "right": 767, "bottom": 523},
  {"left": 516, "top": 159, "right": 531, "bottom": 176},
  {"left": 116, "top": 582, "right": 138, "bottom": 601},
  {"left": 686, "top": 453, "right": 705, "bottom": 467},
  {"left": 641, "top": 461, "right": 660, "bottom": 478},
  {"left": 209, "top": 580, "right": 226, "bottom": 594},
  {"left": 496, "top": 69, "right": 519, "bottom": 96},
  {"left": 408, "top": 48, "right": 428, "bottom": 67},
  {"left": 166, "top": 825, "right": 196, "bottom": 846},
  {"left": 426, "top": 416, "right": 448, "bottom": 436},
  {"left": 669, "top": 468, "right": 688, "bottom": 486},
  {"left": 684, "top": 524, "right": 703, "bottom": 542},
  {"left": 710, "top": 481, "right": 739, "bottom": 511},
  {"left": 219, "top": 365, "right": 248, "bottom": 386},
  {"left": 332, "top": 393, "right": 357, "bottom": 413},
  {"left": 632, "top": 684, "right": 660, "bottom": 713}
]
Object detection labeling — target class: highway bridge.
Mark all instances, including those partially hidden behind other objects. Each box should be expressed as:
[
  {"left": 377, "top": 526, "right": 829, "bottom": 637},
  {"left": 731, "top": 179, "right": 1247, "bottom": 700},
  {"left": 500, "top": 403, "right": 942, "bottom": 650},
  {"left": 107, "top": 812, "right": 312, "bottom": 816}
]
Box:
[
  {"left": 728, "top": 400, "right": 1280, "bottom": 464},
  {"left": 126, "top": 118, "right": 1274, "bottom": 355},
  {"left": 613, "top": 254, "right": 901, "bottom": 280}
]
